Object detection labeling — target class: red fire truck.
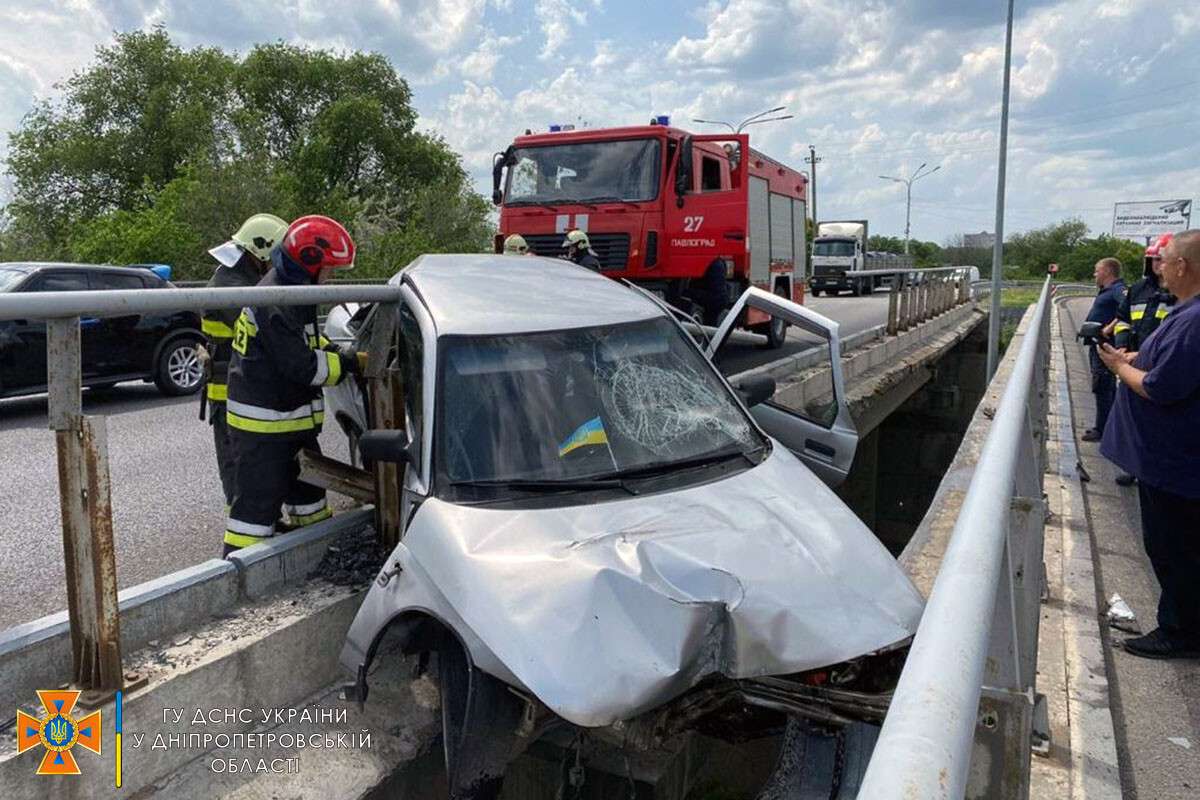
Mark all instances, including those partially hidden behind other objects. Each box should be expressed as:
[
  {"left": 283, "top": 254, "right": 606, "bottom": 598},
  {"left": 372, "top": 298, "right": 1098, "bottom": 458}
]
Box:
[{"left": 491, "top": 118, "right": 808, "bottom": 347}]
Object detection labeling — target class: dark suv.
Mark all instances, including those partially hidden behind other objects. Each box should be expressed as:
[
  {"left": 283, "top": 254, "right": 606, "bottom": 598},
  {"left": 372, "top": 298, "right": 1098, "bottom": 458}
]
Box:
[{"left": 0, "top": 263, "right": 204, "bottom": 399}]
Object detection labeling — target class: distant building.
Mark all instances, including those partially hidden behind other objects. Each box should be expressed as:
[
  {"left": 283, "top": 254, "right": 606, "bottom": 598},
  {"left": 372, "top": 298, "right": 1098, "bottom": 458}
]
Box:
[{"left": 963, "top": 231, "right": 996, "bottom": 249}]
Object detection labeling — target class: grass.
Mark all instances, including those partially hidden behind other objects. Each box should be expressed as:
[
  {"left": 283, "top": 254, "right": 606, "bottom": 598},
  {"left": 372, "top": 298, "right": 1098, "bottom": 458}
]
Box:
[{"left": 1000, "top": 286, "right": 1045, "bottom": 308}]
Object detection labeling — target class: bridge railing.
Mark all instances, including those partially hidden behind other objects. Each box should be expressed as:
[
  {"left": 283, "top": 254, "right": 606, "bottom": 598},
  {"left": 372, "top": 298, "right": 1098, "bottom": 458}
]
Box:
[
  {"left": 0, "top": 284, "right": 400, "bottom": 696},
  {"left": 858, "top": 277, "right": 1053, "bottom": 799}
]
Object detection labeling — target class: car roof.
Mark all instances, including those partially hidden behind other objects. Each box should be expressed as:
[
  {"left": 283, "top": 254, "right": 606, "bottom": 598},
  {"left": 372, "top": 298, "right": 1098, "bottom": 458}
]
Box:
[
  {"left": 400, "top": 253, "right": 664, "bottom": 336},
  {"left": 0, "top": 262, "right": 160, "bottom": 278}
]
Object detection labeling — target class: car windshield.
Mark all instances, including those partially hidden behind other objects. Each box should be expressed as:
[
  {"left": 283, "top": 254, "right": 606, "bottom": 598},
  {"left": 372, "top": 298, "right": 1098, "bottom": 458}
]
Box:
[
  {"left": 504, "top": 139, "right": 661, "bottom": 205},
  {"left": 437, "top": 317, "right": 763, "bottom": 493},
  {"left": 814, "top": 241, "right": 855, "bottom": 257},
  {"left": 0, "top": 269, "right": 27, "bottom": 292}
]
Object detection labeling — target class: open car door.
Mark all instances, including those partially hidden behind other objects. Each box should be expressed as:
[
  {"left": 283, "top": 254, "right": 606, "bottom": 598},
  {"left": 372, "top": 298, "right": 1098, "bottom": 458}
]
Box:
[{"left": 705, "top": 287, "right": 858, "bottom": 487}]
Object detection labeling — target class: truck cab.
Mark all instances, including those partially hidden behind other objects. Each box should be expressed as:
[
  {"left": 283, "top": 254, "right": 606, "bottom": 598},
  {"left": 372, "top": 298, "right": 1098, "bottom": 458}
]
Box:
[
  {"left": 492, "top": 120, "right": 808, "bottom": 347},
  {"left": 811, "top": 220, "right": 871, "bottom": 296}
]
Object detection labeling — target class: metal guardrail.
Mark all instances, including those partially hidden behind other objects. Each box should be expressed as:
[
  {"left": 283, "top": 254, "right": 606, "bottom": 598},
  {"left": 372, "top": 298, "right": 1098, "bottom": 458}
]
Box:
[
  {"left": 859, "top": 277, "right": 1052, "bottom": 799},
  {"left": 0, "top": 284, "right": 399, "bottom": 698}
]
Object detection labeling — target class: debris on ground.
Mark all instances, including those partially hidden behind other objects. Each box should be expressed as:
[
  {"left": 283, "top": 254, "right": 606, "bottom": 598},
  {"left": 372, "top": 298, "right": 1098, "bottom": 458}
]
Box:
[
  {"left": 1105, "top": 594, "right": 1138, "bottom": 633},
  {"left": 308, "top": 524, "right": 386, "bottom": 587}
]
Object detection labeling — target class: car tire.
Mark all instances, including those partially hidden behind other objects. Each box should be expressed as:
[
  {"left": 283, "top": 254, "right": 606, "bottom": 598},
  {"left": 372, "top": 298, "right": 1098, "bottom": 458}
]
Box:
[
  {"left": 811, "top": 288, "right": 821, "bottom": 297},
  {"left": 154, "top": 337, "right": 204, "bottom": 396}
]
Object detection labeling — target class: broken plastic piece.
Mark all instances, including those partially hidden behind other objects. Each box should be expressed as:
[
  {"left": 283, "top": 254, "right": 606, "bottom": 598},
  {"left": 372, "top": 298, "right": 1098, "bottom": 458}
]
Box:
[{"left": 1105, "top": 594, "right": 1136, "bottom": 624}]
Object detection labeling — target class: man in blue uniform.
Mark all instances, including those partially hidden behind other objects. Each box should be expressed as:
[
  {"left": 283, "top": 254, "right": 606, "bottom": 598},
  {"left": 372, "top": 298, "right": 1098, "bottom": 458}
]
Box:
[
  {"left": 1081, "top": 258, "right": 1125, "bottom": 442},
  {"left": 1099, "top": 229, "right": 1200, "bottom": 659}
]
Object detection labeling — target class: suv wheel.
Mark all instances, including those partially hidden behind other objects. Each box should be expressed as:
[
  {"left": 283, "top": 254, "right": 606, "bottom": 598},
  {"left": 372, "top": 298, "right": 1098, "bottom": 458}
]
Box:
[{"left": 155, "top": 338, "right": 204, "bottom": 396}]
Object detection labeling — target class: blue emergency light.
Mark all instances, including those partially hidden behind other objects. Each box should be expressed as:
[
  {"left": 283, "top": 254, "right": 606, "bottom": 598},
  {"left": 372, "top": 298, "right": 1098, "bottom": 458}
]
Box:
[
  {"left": 549, "top": 124, "right": 562, "bottom": 132},
  {"left": 656, "top": 115, "right": 670, "bottom": 126}
]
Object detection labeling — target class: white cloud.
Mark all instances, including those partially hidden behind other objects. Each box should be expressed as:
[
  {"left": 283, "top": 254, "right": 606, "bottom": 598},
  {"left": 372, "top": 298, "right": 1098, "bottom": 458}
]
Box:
[
  {"left": 460, "top": 33, "right": 521, "bottom": 82},
  {"left": 535, "top": 0, "right": 591, "bottom": 60}
]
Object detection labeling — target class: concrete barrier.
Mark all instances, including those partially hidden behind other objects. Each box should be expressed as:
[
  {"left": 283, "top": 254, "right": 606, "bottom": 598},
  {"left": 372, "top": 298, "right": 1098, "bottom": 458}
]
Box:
[{"left": 0, "top": 508, "right": 374, "bottom": 713}]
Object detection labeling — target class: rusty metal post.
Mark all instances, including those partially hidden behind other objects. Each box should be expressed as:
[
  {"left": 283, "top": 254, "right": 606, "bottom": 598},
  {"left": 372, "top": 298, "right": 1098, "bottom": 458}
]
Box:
[
  {"left": 887, "top": 273, "right": 901, "bottom": 336},
  {"left": 368, "top": 368, "right": 405, "bottom": 551},
  {"left": 899, "top": 273, "right": 912, "bottom": 332},
  {"left": 48, "top": 317, "right": 123, "bottom": 694}
]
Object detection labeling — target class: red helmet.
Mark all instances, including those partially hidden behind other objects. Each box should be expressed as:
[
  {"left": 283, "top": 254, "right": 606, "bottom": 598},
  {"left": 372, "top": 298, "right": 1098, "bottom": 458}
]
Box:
[
  {"left": 1145, "top": 232, "right": 1173, "bottom": 259},
  {"left": 281, "top": 215, "right": 355, "bottom": 276}
]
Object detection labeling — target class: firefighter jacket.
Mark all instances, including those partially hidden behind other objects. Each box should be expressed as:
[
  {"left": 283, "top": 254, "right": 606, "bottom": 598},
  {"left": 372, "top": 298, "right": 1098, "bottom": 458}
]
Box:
[
  {"left": 201, "top": 252, "right": 262, "bottom": 404},
  {"left": 572, "top": 251, "right": 602, "bottom": 272},
  {"left": 225, "top": 267, "right": 356, "bottom": 439},
  {"left": 1114, "top": 275, "right": 1175, "bottom": 351}
]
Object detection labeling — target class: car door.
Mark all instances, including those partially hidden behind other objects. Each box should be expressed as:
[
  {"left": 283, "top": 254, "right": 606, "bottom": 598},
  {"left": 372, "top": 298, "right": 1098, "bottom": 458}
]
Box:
[
  {"left": 11, "top": 271, "right": 100, "bottom": 388},
  {"left": 88, "top": 271, "right": 150, "bottom": 375},
  {"left": 705, "top": 287, "right": 858, "bottom": 487},
  {"left": 664, "top": 133, "right": 750, "bottom": 280}
]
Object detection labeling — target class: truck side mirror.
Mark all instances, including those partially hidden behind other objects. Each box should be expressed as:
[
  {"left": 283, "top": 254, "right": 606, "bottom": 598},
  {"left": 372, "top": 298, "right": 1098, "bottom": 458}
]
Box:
[
  {"left": 674, "top": 136, "right": 693, "bottom": 207},
  {"left": 358, "top": 430, "right": 416, "bottom": 467},
  {"left": 491, "top": 147, "right": 514, "bottom": 206}
]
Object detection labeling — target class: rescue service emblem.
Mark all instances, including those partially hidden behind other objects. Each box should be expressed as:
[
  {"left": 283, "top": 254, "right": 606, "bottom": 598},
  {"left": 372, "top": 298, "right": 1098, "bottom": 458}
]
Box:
[{"left": 15, "top": 690, "right": 102, "bottom": 775}]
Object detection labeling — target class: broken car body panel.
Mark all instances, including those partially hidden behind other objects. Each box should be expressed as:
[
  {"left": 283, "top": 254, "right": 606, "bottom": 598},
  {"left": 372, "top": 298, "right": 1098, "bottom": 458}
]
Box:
[{"left": 335, "top": 254, "right": 923, "bottom": 728}]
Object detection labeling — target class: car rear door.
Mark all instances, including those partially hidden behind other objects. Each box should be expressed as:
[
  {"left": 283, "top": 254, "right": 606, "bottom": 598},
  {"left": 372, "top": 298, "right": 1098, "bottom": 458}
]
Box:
[
  {"left": 705, "top": 287, "right": 858, "bottom": 487},
  {"left": 89, "top": 271, "right": 151, "bottom": 375}
]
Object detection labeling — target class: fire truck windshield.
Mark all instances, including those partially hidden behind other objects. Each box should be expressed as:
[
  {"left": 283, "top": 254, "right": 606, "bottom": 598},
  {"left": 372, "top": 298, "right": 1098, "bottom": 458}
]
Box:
[
  {"left": 813, "top": 240, "right": 856, "bottom": 258},
  {"left": 505, "top": 138, "right": 661, "bottom": 205}
]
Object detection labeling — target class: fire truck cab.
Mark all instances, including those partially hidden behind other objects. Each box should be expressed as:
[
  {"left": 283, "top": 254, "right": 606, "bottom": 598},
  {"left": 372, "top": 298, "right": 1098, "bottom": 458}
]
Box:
[{"left": 492, "top": 119, "right": 808, "bottom": 347}]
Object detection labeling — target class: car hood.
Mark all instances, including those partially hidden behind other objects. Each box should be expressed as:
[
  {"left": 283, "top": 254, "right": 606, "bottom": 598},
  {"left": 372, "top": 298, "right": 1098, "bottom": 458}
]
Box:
[{"left": 399, "top": 445, "right": 923, "bottom": 727}]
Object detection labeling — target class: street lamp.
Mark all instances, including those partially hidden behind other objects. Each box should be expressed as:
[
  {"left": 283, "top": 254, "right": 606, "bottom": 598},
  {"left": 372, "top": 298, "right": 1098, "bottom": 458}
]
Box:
[
  {"left": 693, "top": 106, "right": 795, "bottom": 134},
  {"left": 879, "top": 162, "right": 941, "bottom": 254}
]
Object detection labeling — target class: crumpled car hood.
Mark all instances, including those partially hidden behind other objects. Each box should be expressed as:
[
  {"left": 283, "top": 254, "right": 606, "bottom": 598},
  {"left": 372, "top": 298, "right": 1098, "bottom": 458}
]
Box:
[{"left": 400, "top": 446, "right": 924, "bottom": 727}]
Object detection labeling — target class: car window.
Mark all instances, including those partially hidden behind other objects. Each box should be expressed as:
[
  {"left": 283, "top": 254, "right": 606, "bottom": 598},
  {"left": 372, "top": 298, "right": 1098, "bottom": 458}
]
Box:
[
  {"left": 0, "top": 269, "right": 27, "bottom": 292},
  {"left": 29, "top": 273, "right": 90, "bottom": 292},
  {"left": 398, "top": 304, "right": 424, "bottom": 467},
  {"left": 90, "top": 272, "right": 147, "bottom": 290},
  {"left": 437, "top": 317, "right": 763, "bottom": 489}
]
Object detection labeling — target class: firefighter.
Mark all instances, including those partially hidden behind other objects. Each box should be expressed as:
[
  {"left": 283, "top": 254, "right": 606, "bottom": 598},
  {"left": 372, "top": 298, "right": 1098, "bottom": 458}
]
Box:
[
  {"left": 503, "top": 233, "right": 530, "bottom": 255},
  {"left": 561, "top": 229, "right": 601, "bottom": 271},
  {"left": 222, "top": 215, "right": 364, "bottom": 556},
  {"left": 1103, "top": 234, "right": 1177, "bottom": 486},
  {"left": 201, "top": 213, "right": 288, "bottom": 508}
]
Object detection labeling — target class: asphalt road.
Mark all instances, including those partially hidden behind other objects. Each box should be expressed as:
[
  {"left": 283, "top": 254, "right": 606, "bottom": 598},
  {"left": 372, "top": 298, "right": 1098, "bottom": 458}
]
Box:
[{"left": 0, "top": 293, "right": 891, "bottom": 628}]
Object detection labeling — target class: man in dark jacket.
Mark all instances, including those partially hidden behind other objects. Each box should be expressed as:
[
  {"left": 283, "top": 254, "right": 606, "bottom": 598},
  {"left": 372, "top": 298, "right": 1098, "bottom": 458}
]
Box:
[
  {"left": 1081, "top": 258, "right": 1126, "bottom": 442},
  {"left": 223, "top": 215, "right": 363, "bottom": 556},
  {"left": 1098, "top": 229, "right": 1200, "bottom": 659},
  {"left": 562, "top": 229, "right": 601, "bottom": 271},
  {"left": 202, "top": 214, "right": 288, "bottom": 507}
]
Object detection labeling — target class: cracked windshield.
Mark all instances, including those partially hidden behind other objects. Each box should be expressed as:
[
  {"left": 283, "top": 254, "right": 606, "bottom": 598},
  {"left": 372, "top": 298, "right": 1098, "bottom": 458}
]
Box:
[{"left": 440, "top": 317, "right": 759, "bottom": 484}]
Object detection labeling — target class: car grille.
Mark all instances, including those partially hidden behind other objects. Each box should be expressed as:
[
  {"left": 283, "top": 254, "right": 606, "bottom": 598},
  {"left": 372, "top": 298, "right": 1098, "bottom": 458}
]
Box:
[
  {"left": 813, "top": 264, "right": 845, "bottom": 277},
  {"left": 522, "top": 233, "right": 631, "bottom": 271}
]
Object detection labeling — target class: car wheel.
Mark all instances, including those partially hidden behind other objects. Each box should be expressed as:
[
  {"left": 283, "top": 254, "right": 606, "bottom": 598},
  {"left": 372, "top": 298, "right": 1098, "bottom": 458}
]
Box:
[
  {"left": 811, "top": 288, "right": 821, "bottom": 297},
  {"left": 154, "top": 338, "right": 204, "bottom": 396}
]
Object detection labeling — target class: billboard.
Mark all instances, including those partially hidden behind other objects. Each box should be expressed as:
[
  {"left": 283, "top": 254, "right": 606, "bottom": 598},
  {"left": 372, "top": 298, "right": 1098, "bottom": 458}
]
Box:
[{"left": 1112, "top": 199, "right": 1192, "bottom": 239}]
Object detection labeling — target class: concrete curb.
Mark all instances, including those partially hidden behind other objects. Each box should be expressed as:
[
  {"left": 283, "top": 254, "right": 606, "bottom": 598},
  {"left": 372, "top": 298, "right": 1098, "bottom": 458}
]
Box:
[
  {"left": 0, "top": 507, "right": 374, "bottom": 712},
  {"left": 0, "top": 583, "right": 365, "bottom": 799},
  {"left": 1033, "top": 305, "right": 1122, "bottom": 798}
]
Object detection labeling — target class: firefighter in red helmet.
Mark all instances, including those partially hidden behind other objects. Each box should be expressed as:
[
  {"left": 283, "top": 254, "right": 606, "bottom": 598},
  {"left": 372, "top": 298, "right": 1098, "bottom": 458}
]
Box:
[{"left": 222, "top": 215, "right": 364, "bottom": 555}]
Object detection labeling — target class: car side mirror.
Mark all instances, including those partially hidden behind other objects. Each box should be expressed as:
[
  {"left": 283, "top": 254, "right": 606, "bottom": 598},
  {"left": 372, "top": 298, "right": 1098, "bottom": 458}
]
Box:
[
  {"left": 733, "top": 374, "right": 776, "bottom": 408},
  {"left": 358, "top": 430, "right": 416, "bottom": 466}
]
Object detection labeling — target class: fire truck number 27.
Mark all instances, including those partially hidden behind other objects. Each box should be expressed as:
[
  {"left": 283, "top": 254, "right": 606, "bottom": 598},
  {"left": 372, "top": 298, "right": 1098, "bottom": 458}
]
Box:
[{"left": 682, "top": 215, "right": 704, "bottom": 232}]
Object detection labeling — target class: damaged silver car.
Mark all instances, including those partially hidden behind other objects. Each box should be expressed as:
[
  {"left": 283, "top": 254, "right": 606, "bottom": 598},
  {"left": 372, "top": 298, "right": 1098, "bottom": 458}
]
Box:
[{"left": 326, "top": 254, "right": 924, "bottom": 797}]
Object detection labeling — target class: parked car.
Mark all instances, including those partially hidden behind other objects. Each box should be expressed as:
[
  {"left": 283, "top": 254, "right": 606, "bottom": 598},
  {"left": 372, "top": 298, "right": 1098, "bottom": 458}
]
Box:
[
  {"left": 0, "top": 262, "right": 205, "bottom": 399},
  {"left": 326, "top": 254, "right": 923, "bottom": 796}
]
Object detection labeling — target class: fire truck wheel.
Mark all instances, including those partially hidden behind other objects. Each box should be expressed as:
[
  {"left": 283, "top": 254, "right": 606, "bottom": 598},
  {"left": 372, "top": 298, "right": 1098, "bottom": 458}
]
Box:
[{"left": 764, "top": 285, "right": 790, "bottom": 349}]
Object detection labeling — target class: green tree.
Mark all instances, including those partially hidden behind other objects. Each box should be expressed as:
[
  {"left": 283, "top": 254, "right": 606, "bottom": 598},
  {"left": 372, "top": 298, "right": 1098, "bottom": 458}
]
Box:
[{"left": 2, "top": 29, "right": 492, "bottom": 275}]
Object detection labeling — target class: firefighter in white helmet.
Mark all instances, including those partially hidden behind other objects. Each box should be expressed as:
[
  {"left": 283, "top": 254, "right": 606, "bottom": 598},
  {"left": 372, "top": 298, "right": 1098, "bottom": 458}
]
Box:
[
  {"left": 503, "top": 233, "right": 530, "bottom": 255},
  {"left": 201, "top": 213, "right": 289, "bottom": 508},
  {"left": 561, "top": 229, "right": 601, "bottom": 271}
]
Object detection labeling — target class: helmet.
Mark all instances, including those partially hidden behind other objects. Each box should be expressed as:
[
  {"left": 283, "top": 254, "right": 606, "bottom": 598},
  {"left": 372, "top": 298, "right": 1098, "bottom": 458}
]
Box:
[
  {"left": 503, "top": 234, "right": 529, "bottom": 255},
  {"left": 1144, "top": 232, "right": 1174, "bottom": 277},
  {"left": 278, "top": 215, "right": 356, "bottom": 278},
  {"left": 562, "top": 229, "right": 591, "bottom": 252},
  {"left": 231, "top": 214, "right": 288, "bottom": 262}
]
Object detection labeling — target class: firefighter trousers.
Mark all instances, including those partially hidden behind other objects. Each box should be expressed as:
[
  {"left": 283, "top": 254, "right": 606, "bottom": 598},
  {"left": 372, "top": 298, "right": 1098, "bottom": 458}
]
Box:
[
  {"left": 209, "top": 402, "right": 236, "bottom": 508},
  {"left": 223, "top": 431, "right": 331, "bottom": 556}
]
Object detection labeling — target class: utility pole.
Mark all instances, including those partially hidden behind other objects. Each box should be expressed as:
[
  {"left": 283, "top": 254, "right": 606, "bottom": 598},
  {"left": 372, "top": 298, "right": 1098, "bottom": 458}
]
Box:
[
  {"left": 805, "top": 145, "right": 822, "bottom": 222},
  {"left": 879, "top": 162, "right": 941, "bottom": 254},
  {"left": 986, "top": 0, "right": 1016, "bottom": 380}
]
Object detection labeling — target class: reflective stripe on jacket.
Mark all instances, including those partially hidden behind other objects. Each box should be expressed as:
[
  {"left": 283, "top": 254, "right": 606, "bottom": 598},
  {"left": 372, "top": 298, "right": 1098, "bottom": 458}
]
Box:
[
  {"left": 226, "top": 268, "right": 354, "bottom": 438},
  {"left": 203, "top": 253, "right": 262, "bottom": 403}
]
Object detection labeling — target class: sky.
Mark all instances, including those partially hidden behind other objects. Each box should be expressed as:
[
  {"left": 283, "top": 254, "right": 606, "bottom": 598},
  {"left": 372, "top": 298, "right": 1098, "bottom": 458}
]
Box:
[{"left": 0, "top": 0, "right": 1197, "bottom": 244}]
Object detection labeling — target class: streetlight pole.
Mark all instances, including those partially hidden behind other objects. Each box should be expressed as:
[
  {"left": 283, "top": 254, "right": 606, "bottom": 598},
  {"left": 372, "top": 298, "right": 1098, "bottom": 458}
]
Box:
[
  {"left": 805, "top": 145, "right": 822, "bottom": 222},
  {"left": 879, "top": 162, "right": 941, "bottom": 255},
  {"left": 986, "top": 0, "right": 1016, "bottom": 380},
  {"left": 693, "top": 106, "right": 794, "bottom": 135}
]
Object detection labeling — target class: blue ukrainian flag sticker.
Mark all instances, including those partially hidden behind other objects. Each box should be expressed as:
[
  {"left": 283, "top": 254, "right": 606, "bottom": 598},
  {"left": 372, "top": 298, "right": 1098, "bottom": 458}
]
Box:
[{"left": 558, "top": 416, "right": 609, "bottom": 457}]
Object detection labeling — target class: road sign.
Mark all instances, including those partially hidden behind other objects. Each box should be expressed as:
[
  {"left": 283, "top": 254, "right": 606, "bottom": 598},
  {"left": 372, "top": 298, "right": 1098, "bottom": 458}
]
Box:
[
  {"left": 1112, "top": 199, "right": 1192, "bottom": 239},
  {"left": 1047, "top": 263, "right": 1059, "bottom": 274}
]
